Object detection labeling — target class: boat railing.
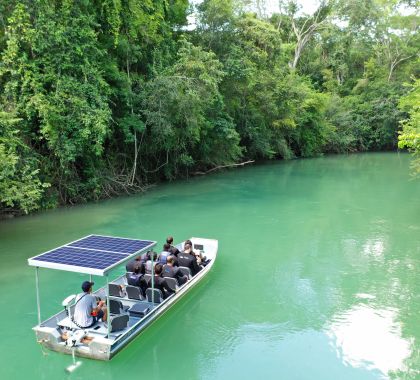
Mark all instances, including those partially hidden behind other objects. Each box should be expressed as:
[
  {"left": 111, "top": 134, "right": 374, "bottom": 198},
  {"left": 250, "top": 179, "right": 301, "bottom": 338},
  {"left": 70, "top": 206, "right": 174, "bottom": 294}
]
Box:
[{"left": 110, "top": 255, "right": 216, "bottom": 348}]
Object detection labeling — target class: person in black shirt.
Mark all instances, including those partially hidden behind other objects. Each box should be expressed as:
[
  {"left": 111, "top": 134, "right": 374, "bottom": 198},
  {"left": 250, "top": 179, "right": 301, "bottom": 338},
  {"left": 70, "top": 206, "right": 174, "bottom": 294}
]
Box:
[
  {"left": 127, "top": 265, "right": 148, "bottom": 295},
  {"left": 166, "top": 236, "right": 180, "bottom": 256},
  {"left": 162, "top": 256, "right": 188, "bottom": 285},
  {"left": 147, "top": 264, "right": 175, "bottom": 299},
  {"left": 178, "top": 243, "right": 201, "bottom": 276},
  {"left": 126, "top": 255, "right": 142, "bottom": 272}
]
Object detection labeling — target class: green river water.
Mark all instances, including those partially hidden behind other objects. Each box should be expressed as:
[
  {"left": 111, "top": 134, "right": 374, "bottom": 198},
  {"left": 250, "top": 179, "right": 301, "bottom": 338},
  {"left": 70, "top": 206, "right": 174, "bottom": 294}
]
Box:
[{"left": 0, "top": 152, "right": 419, "bottom": 380}]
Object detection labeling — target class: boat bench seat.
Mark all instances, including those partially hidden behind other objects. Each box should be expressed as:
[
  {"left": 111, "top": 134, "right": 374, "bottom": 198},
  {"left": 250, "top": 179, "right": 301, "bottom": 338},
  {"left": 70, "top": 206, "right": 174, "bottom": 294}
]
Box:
[
  {"left": 109, "top": 299, "right": 130, "bottom": 315},
  {"left": 163, "top": 277, "right": 177, "bottom": 291},
  {"left": 109, "top": 314, "right": 129, "bottom": 333},
  {"left": 126, "top": 285, "right": 145, "bottom": 300},
  {"left": 109, "top": 283, "right": 125, "bottom": 298},
  {"left": 146, "top": 288, "right": 164, "bottom": 304},
  {"left": 143, "top": 274, "right": 151, "bottom": 284},
  {"left": 128, "top": 303, "right": 150, "bottom": 318}
]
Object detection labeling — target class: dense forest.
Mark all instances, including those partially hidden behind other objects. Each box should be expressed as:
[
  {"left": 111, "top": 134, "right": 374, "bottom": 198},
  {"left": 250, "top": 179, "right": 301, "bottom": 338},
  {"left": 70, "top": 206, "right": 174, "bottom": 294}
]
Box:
[{"left": 0, "top": 0, "right": 418, "bottom": 215}]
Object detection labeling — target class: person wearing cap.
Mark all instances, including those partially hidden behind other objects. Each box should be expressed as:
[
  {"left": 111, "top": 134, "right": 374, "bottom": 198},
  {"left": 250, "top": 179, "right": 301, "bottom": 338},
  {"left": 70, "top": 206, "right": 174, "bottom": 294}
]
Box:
[{"left": 74, "top": 281, "right": 107, "bottom": 328}]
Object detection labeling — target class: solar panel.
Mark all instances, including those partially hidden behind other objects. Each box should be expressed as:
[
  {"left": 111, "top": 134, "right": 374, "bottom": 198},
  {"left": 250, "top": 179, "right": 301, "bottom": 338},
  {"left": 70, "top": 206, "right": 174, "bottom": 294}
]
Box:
[
  {"left": 34, "top": 246, "right": 129, "bottom": 269},
  {"left": 69, "top": 235, "right": 154, "bottom": 254},
  {"left": 28, "top": 235, "right": 156, "bottom": 276}
]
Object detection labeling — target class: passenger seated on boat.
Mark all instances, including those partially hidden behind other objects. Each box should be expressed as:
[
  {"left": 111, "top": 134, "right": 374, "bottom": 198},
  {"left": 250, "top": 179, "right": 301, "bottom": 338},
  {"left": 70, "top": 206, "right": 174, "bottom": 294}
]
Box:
[
  {"left": 162, "top": 256, "right": 188, "bottom": 285},
  {"left": 186, "top": 241, "right": 204, "bottom": 267},
  {"left": 145, "top": 251, "right": 158, "bottom": 274},
  {"left": 74, "top": 281, "right": 107, "bottom": 328},
  {"left": 126, "top": 256, "right": 143, "bottom": 272},
  {"left": 126, "top": 265, "right": 148, "bottom": 296},
  {"left": 178, "top": 243, "right": 201, "bottom": 276},
  {"left": 166, "top": 236, "right": 180, "bottom": 256},
  {"left": 158, "top": 243, "right": 172, "bottom": 265},
  {"left": 185, "top": 240, "right": 209, "bottom": 267},
  {"left": 184, "top": 239, "right": 193, "bottom": 250},
  {"left": 146, "top": 264, "right": 175, "bottom": 299},
  {"left": 139, "top": 250, "right": 153, "bottom": 264}
]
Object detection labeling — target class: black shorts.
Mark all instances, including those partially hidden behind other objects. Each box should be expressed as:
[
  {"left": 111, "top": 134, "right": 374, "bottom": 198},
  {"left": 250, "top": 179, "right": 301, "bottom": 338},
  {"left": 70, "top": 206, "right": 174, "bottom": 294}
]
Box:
[{"left": 88, "top": 309, "right": 104, "bottom": 327}]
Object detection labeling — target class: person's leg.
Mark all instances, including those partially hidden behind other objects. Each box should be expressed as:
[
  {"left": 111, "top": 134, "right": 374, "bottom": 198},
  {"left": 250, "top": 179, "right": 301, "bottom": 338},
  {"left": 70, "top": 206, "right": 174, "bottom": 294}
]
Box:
[
  {"left": 96, "top": 308, "right": 107, "bottom": 322},
  {"left": 178, "top": 275, "right": 188, "bottom": 285},
  {"left": 101, "top": 307, "right": 107, "bottom": 322},
  {"left": 139, "top": 277, "right": 148, "bottom": 297},
  {"left": 88, "top": 316, "right": 98, "bottom": 327}
]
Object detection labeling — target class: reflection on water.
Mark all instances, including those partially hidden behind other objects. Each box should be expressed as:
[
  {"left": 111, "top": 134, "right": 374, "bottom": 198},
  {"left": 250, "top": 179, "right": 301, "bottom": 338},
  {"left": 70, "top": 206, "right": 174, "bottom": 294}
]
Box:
[
  {"left": 363, "top": 239, "right": 385, "bottom": 258},
  {"left": 327, "top": 304, "right": 413, "bottom": 378}
]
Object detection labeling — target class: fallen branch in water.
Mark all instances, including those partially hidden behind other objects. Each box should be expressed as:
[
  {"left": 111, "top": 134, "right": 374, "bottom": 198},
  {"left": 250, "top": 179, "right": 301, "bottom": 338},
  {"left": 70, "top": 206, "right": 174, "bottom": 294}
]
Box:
[{"left": 193, "top": 160, "right": 255, "bottom": 175}]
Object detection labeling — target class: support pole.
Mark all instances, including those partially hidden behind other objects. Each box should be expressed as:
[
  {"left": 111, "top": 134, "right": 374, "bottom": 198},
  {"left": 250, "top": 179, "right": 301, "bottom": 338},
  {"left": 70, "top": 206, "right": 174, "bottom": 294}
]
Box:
[
  {"left": 106, "top": 275, "right": 110, "bottom": 338},
  {"left": 151, "top": 252, "right": 155, "bottom": 304},
  {"left": 35, "top": 267, "right": 41, "bottom": 325},
  {"left": 89, "top": 274, "right": 92, "bottom": 283}
]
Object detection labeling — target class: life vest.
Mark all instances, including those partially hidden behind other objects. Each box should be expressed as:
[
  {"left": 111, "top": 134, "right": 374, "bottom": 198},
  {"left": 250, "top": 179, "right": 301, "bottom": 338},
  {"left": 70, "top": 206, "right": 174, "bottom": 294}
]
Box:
[{"left": 159, "top": 251, "right": 170, "bottom": 264}]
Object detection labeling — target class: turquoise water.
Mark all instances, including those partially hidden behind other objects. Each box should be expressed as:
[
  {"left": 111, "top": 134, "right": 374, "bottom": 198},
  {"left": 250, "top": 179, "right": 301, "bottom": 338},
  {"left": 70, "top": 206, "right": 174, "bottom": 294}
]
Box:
[{"left": 0, "top": 152, "right": 419, "bottom": 379}]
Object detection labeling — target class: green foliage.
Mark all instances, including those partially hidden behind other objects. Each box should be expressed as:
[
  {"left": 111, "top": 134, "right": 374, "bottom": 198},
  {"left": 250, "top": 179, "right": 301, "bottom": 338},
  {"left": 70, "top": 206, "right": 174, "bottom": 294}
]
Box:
[
  {"left": 0, "top": 112, "right": 49, "bottom": 213},
  {"left": 141, "top": 41, "right": 242, "bottom": 177},
  {"left": 0, "top": 0, "right": 418, "bottom": 214},
  {"left": 326, "top": 77, "right": 405, "bottom": 152},
  {"left": 294, "top": 0, "right": 418, "bottom": 154},
  {"left": 398, "top": 78, "right": 420, "bottom": 176},
  {"left": 0, "top": 1, "right": 112, "bottom": 205},
  {"left": 220, "top": 13, "right": 331, "bottom": 159}
]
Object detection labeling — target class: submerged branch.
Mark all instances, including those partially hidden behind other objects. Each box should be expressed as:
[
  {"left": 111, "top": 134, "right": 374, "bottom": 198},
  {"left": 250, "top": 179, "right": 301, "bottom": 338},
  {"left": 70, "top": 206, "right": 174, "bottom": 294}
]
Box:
[{"left": 192, "top": 160, "right": 255, "bottom": 175}]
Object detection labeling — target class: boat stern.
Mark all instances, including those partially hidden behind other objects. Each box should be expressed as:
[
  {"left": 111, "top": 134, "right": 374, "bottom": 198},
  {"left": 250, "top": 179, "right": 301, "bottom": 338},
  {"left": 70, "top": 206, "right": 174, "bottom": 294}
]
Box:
[{"left": 33, "top": 325, "right": 111, "bottom": 360}]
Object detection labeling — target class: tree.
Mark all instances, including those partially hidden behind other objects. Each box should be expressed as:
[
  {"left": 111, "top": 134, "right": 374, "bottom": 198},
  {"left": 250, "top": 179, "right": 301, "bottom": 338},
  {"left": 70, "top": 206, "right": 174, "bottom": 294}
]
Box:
[
  {"left": 0, "top": 0, "right": 418, "bottom": 214},
  {"left": 0, "top": 112, "right": 48, "bottom": 214},
  {"left": 279, "top": 0, "right": 332, "bottom": 69},
  {"left": 140, "top": 40, "right": 242, "bottom": 178},
  {"left": 0, "top": 1, "right": 112, "bottom": 203},
  {"left": 398, "top": 78, "right": 420, "bottom": 176}
]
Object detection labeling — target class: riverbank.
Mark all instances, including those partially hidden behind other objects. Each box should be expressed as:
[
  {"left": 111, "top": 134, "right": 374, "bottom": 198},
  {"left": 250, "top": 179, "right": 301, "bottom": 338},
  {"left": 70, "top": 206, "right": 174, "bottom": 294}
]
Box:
[{"left": 2, "top": 151, "right": 414, "bottom": 220}]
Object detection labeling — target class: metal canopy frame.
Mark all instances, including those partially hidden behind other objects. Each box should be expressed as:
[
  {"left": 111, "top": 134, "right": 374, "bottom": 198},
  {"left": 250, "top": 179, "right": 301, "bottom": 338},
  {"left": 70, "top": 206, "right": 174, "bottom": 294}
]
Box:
[{"left": 29, "top": 234, "right": 157, "bottom": 330}]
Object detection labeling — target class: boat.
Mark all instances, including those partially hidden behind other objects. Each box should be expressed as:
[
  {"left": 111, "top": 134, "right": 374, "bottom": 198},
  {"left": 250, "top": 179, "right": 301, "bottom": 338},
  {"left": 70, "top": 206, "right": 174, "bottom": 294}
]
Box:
[{"left": 28, "top": 234, "right": 218, "bottom": 361}]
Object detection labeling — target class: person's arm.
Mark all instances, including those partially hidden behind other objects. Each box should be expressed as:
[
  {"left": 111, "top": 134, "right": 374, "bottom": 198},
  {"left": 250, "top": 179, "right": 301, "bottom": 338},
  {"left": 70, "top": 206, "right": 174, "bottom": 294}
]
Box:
[
  {"left": 174, "top": 268, "right": 187, "bottom": 285},
  {"left": 163, "top": 279, "right": 175, "bottom": 295},
  {"left": 96, "top": 300, "right": 105, "bottom": 311},
  {"left": 90, "top": 295, "right": 103, "bottom": 313},
  {"left": 174, "top": 267, "right": 183, "bottom": 280},
  {"left": 191, "top": 257, "right": 201, "bottom": 275}
]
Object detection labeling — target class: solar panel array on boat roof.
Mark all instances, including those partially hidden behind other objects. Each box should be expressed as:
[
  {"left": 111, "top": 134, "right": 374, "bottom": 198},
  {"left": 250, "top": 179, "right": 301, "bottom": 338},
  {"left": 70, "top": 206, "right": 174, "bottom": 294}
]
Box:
[
  {"left": 68, "top": 235, "right": 151, "bottom": 254},
  {"left": 27, "top": 235, "right": 155, "bottom": 276}
]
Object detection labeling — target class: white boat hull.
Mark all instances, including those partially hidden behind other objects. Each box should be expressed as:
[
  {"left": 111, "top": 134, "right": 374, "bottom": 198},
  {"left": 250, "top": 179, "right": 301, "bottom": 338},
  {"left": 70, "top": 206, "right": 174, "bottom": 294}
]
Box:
[{"left": 33, "top": 237, "right": 218, "bottom": 360}]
